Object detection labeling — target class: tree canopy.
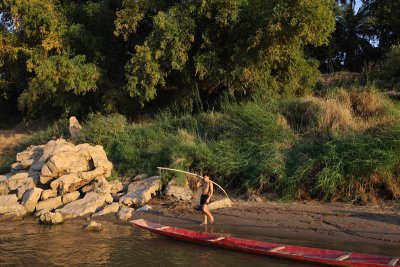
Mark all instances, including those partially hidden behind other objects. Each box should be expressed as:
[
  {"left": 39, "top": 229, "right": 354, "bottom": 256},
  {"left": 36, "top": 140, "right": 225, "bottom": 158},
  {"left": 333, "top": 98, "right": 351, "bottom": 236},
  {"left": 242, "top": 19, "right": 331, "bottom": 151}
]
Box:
[{"left": 1, "top": 0, "right": 398, "bottom": 118}]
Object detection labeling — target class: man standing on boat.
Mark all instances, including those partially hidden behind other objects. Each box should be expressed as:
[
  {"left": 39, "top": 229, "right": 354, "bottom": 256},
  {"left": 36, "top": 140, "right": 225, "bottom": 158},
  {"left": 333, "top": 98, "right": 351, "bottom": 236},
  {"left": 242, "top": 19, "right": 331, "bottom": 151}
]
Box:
[{"left": 197, "top": 175, "right": 214, "bottom": 225}]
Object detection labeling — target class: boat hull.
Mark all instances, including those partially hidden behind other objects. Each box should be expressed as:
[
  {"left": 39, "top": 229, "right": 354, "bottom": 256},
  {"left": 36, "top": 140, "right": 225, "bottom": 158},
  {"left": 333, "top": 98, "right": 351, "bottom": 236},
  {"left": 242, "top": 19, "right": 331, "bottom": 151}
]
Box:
[{"left": 131, "top": 219, "right": 399, "bottom": 267}]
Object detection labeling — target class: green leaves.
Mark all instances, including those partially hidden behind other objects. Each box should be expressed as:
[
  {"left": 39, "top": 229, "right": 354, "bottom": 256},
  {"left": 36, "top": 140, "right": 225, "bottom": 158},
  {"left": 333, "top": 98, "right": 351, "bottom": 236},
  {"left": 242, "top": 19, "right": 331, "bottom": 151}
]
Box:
[{"left": 19, "top": 54, "right": 99, "bottom": 112}]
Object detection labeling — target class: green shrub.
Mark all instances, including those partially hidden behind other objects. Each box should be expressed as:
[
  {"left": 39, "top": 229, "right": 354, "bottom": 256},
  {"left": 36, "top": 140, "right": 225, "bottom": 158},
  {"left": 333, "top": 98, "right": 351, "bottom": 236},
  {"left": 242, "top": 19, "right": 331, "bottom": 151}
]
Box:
[
  {"left": 279, "top": 125, "right": 400, "bottom": 202},
  {"left": 206, "top": 102, "right": 294, "bottom": 191},
  {"left": 376, "top": 45, "right": 400, "bottom": 82}
]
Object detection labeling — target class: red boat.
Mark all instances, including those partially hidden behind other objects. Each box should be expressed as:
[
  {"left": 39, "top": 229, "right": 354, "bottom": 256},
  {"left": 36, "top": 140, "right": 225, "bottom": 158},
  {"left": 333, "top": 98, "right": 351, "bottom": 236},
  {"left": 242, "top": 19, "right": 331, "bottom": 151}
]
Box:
[{"left": 131, "top": 219, "right": 399, "bottom": 267}]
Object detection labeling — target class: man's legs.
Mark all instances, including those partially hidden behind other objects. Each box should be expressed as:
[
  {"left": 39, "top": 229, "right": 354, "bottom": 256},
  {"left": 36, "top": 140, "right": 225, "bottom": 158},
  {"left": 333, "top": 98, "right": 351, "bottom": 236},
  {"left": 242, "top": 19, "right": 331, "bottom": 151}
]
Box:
[{"left": 201, "top": 204, "right": 214, "bottom": 224}]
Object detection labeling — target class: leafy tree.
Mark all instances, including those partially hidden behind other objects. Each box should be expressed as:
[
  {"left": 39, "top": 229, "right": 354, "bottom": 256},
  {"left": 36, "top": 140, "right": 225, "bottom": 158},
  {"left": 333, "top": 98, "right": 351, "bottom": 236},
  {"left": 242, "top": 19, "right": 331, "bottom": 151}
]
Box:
[{"left": 116, "top": 0, "right": 336, "bottom": 111}]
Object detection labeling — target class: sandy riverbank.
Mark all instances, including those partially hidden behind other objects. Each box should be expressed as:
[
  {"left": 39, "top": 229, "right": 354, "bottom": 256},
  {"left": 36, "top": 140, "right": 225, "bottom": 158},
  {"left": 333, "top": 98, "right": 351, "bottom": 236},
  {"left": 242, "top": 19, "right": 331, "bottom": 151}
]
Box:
[{"left": 89, "top": 197, "right": 400, "bottom": 258}]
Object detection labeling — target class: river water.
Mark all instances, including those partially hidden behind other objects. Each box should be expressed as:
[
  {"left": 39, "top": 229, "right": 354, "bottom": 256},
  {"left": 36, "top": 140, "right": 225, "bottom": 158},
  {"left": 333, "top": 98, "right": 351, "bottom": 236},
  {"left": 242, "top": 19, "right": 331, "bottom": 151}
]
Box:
[{"left": 0, "top": 218, "right": 317, "bottom": 267}]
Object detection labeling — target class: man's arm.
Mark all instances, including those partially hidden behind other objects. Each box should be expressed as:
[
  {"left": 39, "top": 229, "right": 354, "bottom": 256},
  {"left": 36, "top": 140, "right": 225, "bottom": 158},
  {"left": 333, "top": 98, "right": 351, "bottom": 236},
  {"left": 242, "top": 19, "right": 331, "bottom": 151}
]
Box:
[
  {"left": 207, "top": 182, "right": 213, "bottom": 203},
  {"left": 196, "top": 180, "right": 202, "bottom": 188}
]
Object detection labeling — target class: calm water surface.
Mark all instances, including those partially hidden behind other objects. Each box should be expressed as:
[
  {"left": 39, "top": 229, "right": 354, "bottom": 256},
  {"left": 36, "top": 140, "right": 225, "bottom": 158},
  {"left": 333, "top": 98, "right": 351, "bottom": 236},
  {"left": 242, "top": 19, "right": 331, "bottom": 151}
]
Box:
[{"left": 0, "top": 218, "right": 317, "bottom": 267}]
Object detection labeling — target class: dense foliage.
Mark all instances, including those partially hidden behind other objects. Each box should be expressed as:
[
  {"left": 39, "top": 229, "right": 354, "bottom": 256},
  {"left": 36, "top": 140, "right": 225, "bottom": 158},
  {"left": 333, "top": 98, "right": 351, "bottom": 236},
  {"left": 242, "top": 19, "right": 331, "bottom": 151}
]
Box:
[{"left": 1, "top": 0, "right": 336, "bottom": 116}]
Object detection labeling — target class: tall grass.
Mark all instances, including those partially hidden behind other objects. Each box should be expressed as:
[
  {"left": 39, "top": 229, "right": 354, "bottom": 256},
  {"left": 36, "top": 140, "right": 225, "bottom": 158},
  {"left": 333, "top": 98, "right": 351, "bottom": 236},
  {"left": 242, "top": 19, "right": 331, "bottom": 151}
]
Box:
[{"left": 2, "top": 86, "right": 400, "bottom": 203}]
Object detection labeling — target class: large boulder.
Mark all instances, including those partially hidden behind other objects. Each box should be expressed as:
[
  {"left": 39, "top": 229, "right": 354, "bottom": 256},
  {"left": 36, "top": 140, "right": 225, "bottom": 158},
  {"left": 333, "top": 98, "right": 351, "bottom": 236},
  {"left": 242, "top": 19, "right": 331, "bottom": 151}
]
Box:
[
  {"left": 92, "top": 203, "right": 120, "bottom": 217},
  {"left": 164, "top": 179, "right": 193, "bottom": 201},
  {"left": 41, "top": 148, "right": 92, "bottom": 178},
  {"left": 119, "top": 176, "right": 160, "bottom": 207},
  {"left": 40, "top": 143, "right": 112, "bottom": 188},
  {"left": 29, "top": 139, "right": 74, "bottom": 172},
  {"left": 0, "top": 195, "right": 27, "bottom": 218},
  {"left": 60, "top": 192, "right": 106, "bottom": 219},
  {"left": 50, "top": 167, "right": 107, "bottom": 194},
  {"left": 115, "top": 207, "right": 134, "bottom": 221},
  {"left": 21, "top": 187, "right": 43, "bottom": 212},
  {"left": 36, "top": 196, "right": 63, "bottom": 211}
]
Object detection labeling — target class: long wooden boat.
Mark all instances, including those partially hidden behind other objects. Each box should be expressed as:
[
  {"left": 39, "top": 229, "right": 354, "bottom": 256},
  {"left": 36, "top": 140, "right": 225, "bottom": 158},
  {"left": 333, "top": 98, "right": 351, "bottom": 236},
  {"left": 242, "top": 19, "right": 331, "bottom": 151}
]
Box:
[{"left": 131, "top": 219, "right": 399, "bottom": 267}]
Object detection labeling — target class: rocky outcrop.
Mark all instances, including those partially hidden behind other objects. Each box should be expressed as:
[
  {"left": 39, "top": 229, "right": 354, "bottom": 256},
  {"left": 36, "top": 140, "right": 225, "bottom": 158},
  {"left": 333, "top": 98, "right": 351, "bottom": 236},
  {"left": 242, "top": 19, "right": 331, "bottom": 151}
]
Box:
[
  {"left": 92, "top": 203, "right": 120, "bottom": 217},
  {"left": 60, "top": 192, "right": 106, "bottom": 219},
  {"left": 164, "top": 179, "right": 192, "bottom": 201},
  {"left": 115, "top": 207, "right": 134, "bottom": 221},
  {"left": 119, "top": 176, "right": 160, "bottom": 207},
  {"left": 0, "top": 139, "right": 114, "bottom": 222},
  {"left": 39, "top": 212, "right": 64, "bottom": 224},
  {"left": 0, "top": 195, "right": 26, "bottom": 218},
  {"left": 21, "top": 188, "right": 43, "bottom": 212}
]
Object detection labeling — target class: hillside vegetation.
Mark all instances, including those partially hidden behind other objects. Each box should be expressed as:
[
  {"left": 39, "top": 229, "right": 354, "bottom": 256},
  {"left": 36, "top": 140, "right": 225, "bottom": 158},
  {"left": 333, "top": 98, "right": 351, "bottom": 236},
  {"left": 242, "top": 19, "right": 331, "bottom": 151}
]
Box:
[{"left": 2, "top": 87, "right": 399, "bottom": 203}]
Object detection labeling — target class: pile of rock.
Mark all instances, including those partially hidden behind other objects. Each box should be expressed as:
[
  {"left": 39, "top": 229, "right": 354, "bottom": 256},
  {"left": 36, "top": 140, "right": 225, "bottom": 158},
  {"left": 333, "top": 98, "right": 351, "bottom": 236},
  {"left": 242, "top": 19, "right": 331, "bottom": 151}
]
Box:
[
  {"left": 0, "top": 139, "right": 118, "bottom": 223},
  {"left": 0, "top": 137, "right": 231, "bottom": 225}
]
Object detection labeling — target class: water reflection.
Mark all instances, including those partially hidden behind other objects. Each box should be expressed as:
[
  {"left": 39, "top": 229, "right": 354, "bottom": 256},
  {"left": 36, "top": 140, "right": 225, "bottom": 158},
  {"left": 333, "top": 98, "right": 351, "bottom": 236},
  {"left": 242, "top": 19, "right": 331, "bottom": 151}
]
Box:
[{"left": 0, "top": 218, "right": 314, "bottom": 267}]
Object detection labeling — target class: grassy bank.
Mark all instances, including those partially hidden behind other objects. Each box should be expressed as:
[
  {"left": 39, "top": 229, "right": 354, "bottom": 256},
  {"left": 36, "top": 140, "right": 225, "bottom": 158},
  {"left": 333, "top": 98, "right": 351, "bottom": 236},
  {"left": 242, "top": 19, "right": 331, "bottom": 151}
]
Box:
[{"left": 2, "top": 86, "right": 400, "bottom": 203}]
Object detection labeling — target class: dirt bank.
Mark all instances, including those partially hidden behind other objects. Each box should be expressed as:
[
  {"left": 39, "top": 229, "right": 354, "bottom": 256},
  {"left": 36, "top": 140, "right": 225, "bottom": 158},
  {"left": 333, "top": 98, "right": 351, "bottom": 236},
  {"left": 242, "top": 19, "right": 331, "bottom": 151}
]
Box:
[{"left": 96, "top": 198, "right": 400, "bottom": 257}]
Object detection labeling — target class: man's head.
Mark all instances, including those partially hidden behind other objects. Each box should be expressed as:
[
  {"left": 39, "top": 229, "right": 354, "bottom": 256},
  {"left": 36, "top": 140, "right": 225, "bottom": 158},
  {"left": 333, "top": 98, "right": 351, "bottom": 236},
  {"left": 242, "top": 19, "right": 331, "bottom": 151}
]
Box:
[{"left": 204, "top": 175, "right": 210, "bottom": 181}]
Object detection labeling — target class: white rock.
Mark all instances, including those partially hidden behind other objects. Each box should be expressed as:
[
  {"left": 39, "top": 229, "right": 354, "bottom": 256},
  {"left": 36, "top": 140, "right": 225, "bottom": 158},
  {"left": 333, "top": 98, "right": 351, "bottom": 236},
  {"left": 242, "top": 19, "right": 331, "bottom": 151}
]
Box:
[
  {"left": 164, "top": 179, "right": 193, "bottom": 201},
  {"left": 83, "top": 221, "right": 102, "bottom": 231},
  {"left": 41, "top": 189, "right": 58, "bottom": 200},
  {"left": 6, "top": 172, "right": 38, "bottom": 191},
  {"left": 69, "top": 116, "right": 82, "bottom": 139},
  {"left": 104, "top": 193, "right": 113, "bottom": 204},
  {"left": 109, "top": 180, "right": 123, "bottom": 194},
  {"left": 0, "top": 195, "right": 27, "bottom": 218},
  {"left": 34, "top": 209, "right": 49, "bottom": 218},
  {"left": 16, "top": 184, "right": 35, "bottom": 200},
  {"left": 40, "top": 175, "right": 55, "bottom": 185},
  {"left": 21, "top": 187, "right": 43, "bottom": 212},
  {"left": 0, "top": 183, "right": 10, "bottom": 195},
  {"left": 119, "top": 176, "right": 160, "bottom": 207},
  {"left": 91, "top": 176, "right": 112, "bottom": 195},
  {"left": 36, "top": 196, "right": 63, "bottom": 211},
  {"left": 208, "top": 198, "right": 232, "bottom": 210},
  {"left": 60, "top": 192, "right": 106, "bottom": 219},
  {"left": 39, "top": 212, "right": 64, "bottom": 224},
  {"left": 0, "top": 174, "right": 9, "bottom": 183},
  {"left": 115, "top": 207, "right": 134, "bottom": 221},
  {"left": 62, "top": 191, "right": 81, "bottom": 204},
  {"left": 92, "top": 203, "right": 120, "bottom": 217}
]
